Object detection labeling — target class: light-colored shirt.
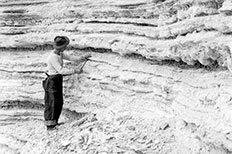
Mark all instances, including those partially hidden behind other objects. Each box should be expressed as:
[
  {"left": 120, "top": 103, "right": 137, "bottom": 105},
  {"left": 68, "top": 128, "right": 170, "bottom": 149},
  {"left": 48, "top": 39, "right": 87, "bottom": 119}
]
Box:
[{"left": 46, "top": 51, "right": 76, "bottom": 75}]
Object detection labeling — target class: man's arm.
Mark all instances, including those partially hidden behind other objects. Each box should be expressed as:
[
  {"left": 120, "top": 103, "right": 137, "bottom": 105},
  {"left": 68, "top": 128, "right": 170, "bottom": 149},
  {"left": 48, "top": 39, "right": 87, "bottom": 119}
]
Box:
[
  {"left": 63, "top": 53, "right": 91, "bottom": 64},
  {"left": 51, "top": 57, "right": 76, "bottom": 75}
]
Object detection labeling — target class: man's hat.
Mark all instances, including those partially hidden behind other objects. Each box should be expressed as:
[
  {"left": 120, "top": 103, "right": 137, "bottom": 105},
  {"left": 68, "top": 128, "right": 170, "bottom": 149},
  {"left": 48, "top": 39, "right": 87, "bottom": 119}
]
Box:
[{"left": 53, "top": 36, "right": 70, "bottom": 49}]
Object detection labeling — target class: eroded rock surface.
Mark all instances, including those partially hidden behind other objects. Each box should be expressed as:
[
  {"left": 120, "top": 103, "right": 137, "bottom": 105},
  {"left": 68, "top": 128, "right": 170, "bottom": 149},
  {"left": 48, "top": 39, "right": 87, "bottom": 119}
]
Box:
[{"left": 1, "top": 0, "right": 232, "bottom": 154}]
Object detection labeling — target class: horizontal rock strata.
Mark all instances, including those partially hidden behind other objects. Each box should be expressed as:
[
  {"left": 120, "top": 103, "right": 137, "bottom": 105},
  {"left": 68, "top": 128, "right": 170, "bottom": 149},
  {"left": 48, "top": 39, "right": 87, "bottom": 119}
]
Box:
[{"left": 1, "top": 0, "right": 232, "bottom": 153}]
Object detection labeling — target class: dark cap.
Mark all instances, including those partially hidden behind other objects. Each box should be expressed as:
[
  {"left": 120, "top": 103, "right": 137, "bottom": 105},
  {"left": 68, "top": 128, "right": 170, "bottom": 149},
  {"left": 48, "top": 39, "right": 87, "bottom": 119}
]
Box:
[{"left": 53, "top": 36, "right": 70, "bottom": 49}]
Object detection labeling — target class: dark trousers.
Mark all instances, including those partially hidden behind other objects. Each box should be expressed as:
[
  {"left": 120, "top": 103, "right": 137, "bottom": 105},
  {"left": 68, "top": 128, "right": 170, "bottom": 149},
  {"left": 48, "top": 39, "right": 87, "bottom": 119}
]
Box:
[{"left": 42, "top": 74, "right": 63, "bottom": 126}]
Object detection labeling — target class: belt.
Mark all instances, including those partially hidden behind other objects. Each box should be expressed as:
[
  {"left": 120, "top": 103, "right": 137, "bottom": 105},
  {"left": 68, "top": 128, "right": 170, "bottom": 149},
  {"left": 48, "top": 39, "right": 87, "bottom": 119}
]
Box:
[{"left": 45, "top": 72, "right": 62, "bottom": 77}]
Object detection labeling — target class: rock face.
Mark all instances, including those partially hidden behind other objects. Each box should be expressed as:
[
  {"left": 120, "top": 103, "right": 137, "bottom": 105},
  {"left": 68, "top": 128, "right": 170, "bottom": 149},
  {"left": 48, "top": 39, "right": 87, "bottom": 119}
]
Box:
[{"left": 1, "top": 0, "right": 232, "bottom": 153}]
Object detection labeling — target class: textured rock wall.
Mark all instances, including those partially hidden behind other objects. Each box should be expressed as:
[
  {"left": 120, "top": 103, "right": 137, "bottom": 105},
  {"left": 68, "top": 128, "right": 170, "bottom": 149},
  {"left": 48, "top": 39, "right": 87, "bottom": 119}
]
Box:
[{"left": 1, "top": 0, "right": 232, "bottom": 153}]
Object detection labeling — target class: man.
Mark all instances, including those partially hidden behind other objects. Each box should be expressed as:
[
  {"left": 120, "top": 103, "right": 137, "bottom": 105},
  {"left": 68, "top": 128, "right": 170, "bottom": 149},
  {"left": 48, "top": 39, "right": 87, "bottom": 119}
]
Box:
[{"left": 43, "top": 36, "right": 91, "bottom": 130}]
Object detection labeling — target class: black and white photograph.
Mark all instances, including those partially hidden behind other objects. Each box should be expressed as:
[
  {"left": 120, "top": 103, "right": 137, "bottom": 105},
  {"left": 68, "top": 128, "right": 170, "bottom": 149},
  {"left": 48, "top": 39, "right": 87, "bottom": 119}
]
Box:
[{"left": 0, "top": 0, "right": 232, "bottom": 153}]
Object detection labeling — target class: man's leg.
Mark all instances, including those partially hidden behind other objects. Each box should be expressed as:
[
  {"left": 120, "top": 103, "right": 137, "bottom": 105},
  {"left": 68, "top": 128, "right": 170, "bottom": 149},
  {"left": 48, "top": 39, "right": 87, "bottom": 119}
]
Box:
[
  {"left": 44, "top": 91, "right": 57, "bottom": 128},
  {"left": 54, "top": 93, "right": 63, "bottom": 124}
]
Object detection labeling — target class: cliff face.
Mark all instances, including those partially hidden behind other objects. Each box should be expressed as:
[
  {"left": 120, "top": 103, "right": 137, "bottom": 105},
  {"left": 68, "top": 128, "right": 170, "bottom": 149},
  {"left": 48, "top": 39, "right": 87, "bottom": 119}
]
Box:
[{"left": 1, "top": 0, "right": 232, "bottom": 154}]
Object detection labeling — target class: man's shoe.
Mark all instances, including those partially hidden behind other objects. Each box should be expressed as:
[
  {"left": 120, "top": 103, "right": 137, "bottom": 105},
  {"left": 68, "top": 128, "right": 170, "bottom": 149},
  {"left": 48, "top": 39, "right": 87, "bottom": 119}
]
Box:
[
  {"left": 56, "top": 122, "right": 65, "bottom": 126},
  {"left": 47, "top": 125, "right": 57, "bottom": 131}
]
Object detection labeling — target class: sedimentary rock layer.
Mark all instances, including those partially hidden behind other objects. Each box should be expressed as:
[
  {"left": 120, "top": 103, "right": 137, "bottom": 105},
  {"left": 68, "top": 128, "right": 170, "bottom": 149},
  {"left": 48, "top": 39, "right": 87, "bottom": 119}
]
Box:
[
  {"left": 1, "top": 0, "right": 232, "bottom": 67},
  {"left": 1, "top": 0, "right": 232, "bottom": 153}
]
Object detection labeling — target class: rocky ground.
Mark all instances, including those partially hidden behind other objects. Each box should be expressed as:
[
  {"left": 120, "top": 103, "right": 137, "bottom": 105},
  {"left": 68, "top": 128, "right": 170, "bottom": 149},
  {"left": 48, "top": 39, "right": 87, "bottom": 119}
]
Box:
[{"left": 1, "top": 0, "right": 232, "bottom": 154}]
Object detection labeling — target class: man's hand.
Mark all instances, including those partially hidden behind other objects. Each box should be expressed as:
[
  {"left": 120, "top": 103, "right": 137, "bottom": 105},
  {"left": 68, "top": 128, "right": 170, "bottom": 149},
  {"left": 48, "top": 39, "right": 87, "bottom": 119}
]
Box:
[
  {"left": 81, "top": 53, "right": 92, "bottom": 61},
  {"left": 74, "top": 64, "right": 83, "bottom": 74},
  {"left": 74, "top": 59, "right": 89, "bottom": 74}
]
